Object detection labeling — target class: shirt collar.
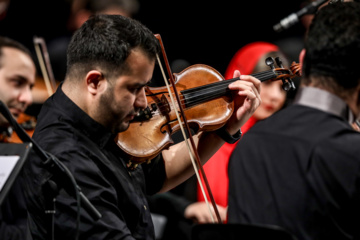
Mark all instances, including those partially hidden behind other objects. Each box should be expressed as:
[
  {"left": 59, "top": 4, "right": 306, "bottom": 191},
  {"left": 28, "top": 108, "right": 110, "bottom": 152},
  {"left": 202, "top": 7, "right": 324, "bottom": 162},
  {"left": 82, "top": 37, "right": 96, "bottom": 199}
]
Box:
[
  {"left": 294, "top": 86, "right": 354, "bottom": 124},
  {"left": 53, "top": 82, "right": 116, "bottom": 148}
]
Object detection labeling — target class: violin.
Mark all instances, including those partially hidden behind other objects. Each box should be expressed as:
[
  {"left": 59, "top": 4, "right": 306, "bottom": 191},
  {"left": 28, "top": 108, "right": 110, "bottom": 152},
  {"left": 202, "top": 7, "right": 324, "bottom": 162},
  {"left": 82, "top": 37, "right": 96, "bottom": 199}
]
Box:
[
  {"left": 5, "top": 113, "right": 37, "bottom": 143},
  {"left": 117, "top": 57, "right": 300, "bottom": 166}
]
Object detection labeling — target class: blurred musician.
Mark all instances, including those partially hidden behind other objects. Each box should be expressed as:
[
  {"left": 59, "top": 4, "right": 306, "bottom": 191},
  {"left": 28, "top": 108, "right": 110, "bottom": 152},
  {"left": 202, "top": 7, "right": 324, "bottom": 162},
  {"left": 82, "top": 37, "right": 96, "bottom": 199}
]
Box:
[{"left": 0, "top": 36, "right": 36, "bottom": 240}]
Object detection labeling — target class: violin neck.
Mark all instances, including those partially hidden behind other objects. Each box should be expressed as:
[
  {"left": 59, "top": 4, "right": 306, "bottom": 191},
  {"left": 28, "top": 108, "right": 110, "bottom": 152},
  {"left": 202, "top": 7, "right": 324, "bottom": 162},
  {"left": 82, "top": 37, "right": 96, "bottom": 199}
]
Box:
[
  {"left": 251, "top": 69, "right": 278, "bottom": 82},
  {"left": 181, "top": 69, "right": 276, "bottom": 108}
]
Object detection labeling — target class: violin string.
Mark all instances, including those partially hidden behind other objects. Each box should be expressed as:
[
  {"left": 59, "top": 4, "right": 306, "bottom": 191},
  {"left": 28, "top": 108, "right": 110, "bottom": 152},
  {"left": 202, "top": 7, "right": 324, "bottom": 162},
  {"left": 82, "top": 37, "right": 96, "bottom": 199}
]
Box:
[
  {"left": 179, "top": 70, "right": 277, "bottom": 101},
  {"left": 176, "top": 69, "right": 277, "bottom": 97},
  {"left": 143, "top": 64, "right": 298, "bottom": 134},
  {"left": 149, "top": 67, "right": 293, "bottom": 115},
  {"left": 151, "top": 70, "right": 278, "bottom": 113},
  {"left": 182, "top": 71, "right": 278, "bottom": 106},
  {"left": 152, "top": 82, "right": 272, "bottom": 114},
  {"left": 183, "top": 67, "right": 292, "bottom": 105}
]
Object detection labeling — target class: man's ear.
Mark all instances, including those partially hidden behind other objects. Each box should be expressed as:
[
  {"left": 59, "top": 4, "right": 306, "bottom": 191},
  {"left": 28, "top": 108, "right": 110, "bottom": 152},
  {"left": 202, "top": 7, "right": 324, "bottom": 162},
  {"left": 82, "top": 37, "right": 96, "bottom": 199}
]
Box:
[{"left": 86, "top": 70, "right": 105, "bottom": 95}]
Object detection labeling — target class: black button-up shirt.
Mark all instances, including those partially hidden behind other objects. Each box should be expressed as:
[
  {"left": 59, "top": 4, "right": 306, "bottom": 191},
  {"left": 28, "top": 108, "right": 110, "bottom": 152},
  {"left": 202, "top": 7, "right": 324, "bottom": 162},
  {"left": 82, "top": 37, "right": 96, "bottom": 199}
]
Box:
[
  {"left": 228, "top": 87, "right": 360, "bottom": 240},
  {"left": 23, "top": 84, "right": 166, "bottom": 239}
]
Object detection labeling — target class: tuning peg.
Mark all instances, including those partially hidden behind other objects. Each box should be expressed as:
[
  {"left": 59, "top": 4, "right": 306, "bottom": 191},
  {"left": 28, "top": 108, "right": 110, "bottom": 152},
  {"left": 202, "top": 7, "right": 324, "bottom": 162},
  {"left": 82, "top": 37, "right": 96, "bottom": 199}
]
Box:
[
  {"left": 265, "top": 57, "right": 275, "bottom": 70},
  {"left": 288, "top": 79, "right": 296, "bottom": 90},
  {"left": 275, "top": 57, "right": 283, "bottom": 68},
  {"left": 282, "top": 79, "right": 296, "bottom": 91}
]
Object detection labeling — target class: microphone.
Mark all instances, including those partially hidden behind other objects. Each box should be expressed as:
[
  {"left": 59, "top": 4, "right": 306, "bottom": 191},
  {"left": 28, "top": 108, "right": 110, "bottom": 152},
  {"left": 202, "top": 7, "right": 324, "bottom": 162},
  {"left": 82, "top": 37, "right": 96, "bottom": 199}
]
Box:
[
  {"left": 0, "top": 100, "right": 102, "bottom": 221},
  {"left": 273, "top": 0, "right": 328, "bottom": 33}
]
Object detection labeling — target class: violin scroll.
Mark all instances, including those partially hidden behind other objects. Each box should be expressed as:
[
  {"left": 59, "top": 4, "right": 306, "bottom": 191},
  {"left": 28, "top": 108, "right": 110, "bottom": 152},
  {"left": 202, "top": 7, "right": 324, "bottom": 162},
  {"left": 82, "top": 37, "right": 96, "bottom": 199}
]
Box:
[
  {"left": 266, "top": 56, "right": 299, "bottom": 91},
  {"left": 290, "top": 61, "right": 301, "bottom": 76}
]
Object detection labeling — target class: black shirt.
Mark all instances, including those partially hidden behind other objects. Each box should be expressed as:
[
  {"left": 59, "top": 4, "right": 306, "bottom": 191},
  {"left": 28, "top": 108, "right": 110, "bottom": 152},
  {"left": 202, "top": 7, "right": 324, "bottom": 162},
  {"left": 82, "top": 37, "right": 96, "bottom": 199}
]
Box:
[
  {"left": 228, "top": 87, "right": 360, "bottom": 240},
  {"left": 23, "top": 84, "right": 166, "bottom": 239}
]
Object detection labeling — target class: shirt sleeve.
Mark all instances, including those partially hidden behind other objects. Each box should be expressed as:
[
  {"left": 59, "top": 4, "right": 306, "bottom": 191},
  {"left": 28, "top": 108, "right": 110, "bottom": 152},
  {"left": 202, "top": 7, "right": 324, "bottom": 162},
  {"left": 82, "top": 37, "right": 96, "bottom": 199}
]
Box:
[{"left": 142, "top": 154, "right": 166, "bottom": 195}]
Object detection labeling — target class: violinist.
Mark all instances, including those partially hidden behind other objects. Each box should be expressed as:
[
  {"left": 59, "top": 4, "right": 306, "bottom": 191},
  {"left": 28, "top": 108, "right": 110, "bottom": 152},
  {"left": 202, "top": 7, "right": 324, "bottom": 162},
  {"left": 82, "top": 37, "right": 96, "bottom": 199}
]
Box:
[
  {"left": 227, "top": 2, "right": 360, "bottom": 240},
  {"left": 23, "top": 14, "right": 261, "bottom": 239},
  {"left": 0, "top": 36, "right": 36, "bottom": 240}
]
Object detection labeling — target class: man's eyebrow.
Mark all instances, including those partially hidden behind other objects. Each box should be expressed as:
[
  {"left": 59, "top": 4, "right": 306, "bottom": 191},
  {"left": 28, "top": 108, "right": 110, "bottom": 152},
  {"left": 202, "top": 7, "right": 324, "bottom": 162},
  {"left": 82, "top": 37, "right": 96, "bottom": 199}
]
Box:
[
  {"left": 16, "top": 75, "right": 35, "bottom": 89},
  {"left": 13, "top": 75, "right": 26, "bottom": 83},
  {"left": 131, "top": 80, "right": 151, "bottom": 89}
]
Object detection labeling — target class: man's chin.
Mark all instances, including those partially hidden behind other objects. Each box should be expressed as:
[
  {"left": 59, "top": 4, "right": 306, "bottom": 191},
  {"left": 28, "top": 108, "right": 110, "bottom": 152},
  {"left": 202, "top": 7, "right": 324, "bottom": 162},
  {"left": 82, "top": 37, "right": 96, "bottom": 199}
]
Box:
[{"left": 116, "top": 123, "right": 130, "bottom": 133}]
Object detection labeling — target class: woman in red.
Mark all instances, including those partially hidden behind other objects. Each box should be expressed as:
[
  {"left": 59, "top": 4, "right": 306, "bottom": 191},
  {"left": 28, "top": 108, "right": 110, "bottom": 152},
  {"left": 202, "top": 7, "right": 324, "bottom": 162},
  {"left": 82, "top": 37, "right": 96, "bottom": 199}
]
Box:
[{"left": 196, "top": 41, "right": 289, "bottom": 221}]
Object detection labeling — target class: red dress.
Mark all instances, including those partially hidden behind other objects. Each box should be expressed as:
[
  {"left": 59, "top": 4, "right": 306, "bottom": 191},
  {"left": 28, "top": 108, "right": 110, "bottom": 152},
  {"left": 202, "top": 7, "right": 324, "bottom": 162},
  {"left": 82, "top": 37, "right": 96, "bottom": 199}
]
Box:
[{"left": 197, "top": 116, "right": 258, "bottom": 207}]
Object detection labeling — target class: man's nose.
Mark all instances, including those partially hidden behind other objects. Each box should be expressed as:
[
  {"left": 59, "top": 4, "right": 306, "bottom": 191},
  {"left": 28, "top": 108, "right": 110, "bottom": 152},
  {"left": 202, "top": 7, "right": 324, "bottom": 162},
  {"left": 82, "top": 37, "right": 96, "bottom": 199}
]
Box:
[
  {"left": 19, "top": 86, "right": 33, "bottom": 107},
  {"left": 135, "top": 89, "right": 148, "bottom": 110}
]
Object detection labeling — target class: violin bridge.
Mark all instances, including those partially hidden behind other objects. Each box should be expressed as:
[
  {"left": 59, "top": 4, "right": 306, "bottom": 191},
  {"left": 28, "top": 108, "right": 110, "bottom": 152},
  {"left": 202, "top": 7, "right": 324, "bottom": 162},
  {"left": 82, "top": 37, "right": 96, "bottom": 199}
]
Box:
[{"left": 160, "top": 94, "right": 170, "bottom": 114}]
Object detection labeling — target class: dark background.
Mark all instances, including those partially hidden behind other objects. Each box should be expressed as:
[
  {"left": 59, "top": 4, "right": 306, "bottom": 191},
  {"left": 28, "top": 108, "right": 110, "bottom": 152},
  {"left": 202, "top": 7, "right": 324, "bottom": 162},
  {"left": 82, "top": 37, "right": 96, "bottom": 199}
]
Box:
[
  {"left": 0, "top": 0, "right": 305, "bottom": 77},
  {"left": 136, "top": 0, "right": 306, "bottom": 73}
]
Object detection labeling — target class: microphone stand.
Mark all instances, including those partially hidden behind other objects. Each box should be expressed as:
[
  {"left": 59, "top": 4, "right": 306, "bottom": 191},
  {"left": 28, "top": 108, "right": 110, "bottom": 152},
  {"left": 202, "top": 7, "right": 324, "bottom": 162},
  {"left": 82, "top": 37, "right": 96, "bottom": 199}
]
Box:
[
  {"left": 0, "top": 101, "right": 102, "bottom": 239},
  {"left": 273, "top": 0, "right": 327, "bottom": 32}
]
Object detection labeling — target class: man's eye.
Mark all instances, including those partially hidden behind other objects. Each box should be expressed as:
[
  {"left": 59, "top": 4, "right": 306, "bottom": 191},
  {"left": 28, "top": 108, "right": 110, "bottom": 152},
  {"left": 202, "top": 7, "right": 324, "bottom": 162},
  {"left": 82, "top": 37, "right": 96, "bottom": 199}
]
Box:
[
  {"left": 129, "top": 86, "right": 142, "bottom": 93},
  {"left": 11, "top": 79, "right": 23, "bottom": 86},
  {"left": 137, "top": 86, "right": 146, "bottom": 94}
]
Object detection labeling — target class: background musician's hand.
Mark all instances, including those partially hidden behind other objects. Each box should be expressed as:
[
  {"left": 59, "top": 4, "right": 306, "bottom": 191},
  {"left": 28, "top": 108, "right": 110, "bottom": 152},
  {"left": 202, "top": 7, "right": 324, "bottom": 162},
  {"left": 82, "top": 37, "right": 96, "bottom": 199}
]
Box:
[
  {"left": 352, "top": 121, "right": 360, "bottom": 132},
  {"left": 184, "top": 202, "right": 227, "bottom": 224}
]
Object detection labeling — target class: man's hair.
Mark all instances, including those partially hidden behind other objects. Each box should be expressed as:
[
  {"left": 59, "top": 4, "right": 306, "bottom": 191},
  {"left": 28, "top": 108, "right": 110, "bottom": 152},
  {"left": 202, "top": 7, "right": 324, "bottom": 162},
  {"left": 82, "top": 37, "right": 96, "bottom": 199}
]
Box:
[
  {"left": 302, "top": 2, "right": 360, "bottom": 91},
  {"left": 66, "top": 14, "right": 160, "bottom": 80},
  {"left": 0, "top": 36, "right": 32, "bottom": 68}
]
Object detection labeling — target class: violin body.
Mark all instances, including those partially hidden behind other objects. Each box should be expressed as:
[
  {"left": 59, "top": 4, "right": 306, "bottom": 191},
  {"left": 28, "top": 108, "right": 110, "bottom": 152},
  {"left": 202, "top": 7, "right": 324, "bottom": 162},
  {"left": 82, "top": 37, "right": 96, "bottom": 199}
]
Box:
[
  {"left": 117, "top": 64, "right": 234, "bottom": 164},
  {"left": 0, "top": 113, "right": 36, "bottom": 143}
]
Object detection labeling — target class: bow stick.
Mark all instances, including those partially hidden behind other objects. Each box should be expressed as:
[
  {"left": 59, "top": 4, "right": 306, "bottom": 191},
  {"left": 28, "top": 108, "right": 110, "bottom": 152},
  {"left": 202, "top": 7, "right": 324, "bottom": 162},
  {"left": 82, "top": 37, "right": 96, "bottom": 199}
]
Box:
[
  {"left": 155, "top": 34, "right": 222, "bottom": 223},
  {"left": 33, "top": 36, "right": 57, "bottom": 96}
]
